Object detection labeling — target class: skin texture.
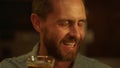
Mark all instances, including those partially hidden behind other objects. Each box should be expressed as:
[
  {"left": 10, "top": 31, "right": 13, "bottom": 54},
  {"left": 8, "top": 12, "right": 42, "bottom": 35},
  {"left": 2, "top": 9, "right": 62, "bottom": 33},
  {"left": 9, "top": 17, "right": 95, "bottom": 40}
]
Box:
[{"left": 31, "top": 0, "right": 86, "bottom": 68}]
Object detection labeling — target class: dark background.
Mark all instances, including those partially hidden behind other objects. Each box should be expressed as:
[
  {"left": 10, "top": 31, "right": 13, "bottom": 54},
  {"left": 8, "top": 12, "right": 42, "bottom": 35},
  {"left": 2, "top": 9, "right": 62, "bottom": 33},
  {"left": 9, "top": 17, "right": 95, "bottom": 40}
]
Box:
[
  {"left": 0, "top": 0, "right": 120, "bottom": 67},
  {"left": 86, "top": 0, "right": 120, "bottom": 57}
]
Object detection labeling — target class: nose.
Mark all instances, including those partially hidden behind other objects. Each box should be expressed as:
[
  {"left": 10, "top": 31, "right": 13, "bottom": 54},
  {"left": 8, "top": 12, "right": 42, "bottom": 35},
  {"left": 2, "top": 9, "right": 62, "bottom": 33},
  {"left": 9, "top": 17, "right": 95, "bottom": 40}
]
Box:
[{"left": 69, "top": 25, "right": 80, "bottom": 39}]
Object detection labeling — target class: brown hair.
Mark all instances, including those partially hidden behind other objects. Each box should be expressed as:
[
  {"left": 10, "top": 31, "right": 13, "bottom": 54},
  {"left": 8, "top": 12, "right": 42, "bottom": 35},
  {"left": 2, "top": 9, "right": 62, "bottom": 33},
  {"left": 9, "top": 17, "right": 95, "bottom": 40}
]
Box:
[
  {"left": 32, "top": 0, "right": 86, "bottom": 20},
  {"left": 32, "top": 0, "right": 53, "bottom": 20}
]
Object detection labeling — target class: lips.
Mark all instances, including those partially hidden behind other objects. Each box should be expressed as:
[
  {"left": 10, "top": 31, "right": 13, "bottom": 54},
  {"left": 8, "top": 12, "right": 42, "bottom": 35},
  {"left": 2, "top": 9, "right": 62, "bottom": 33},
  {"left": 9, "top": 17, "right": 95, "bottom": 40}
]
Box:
[
  {"left": 59, "top": 37, "right": 79, "bottom": 53},
  {"left": 62, "top": 38, "right": 78, "bottom": 47},
  {"left": 60, "top": 42, "right": 77, "bottom": 55},
  {"left": 61, "top": 39, "right": 78, "bottom": 50},
  {"left": 63, "top": 42, "right": 75, "bottom": 47}
]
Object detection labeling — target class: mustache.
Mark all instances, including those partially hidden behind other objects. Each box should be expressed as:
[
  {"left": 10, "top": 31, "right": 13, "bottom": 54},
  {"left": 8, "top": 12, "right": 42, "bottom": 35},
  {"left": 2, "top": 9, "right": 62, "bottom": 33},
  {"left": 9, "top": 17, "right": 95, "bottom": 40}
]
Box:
[{"left": 61, "top": 36, "right": 80, "bottom": 43}]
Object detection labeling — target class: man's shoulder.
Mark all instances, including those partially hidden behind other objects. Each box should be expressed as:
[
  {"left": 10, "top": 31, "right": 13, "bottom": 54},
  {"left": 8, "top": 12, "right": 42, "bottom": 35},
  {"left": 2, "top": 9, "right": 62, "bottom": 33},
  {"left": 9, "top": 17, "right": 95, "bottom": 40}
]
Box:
[
  {"left": 73, "top": 54, "right": 112, "bottom": 68},
  {"left": 0, "top": 44, "right": 38, "bottom": 68},
  {"left": 0, "top": 54, "right": 29, "bottom": 68}
]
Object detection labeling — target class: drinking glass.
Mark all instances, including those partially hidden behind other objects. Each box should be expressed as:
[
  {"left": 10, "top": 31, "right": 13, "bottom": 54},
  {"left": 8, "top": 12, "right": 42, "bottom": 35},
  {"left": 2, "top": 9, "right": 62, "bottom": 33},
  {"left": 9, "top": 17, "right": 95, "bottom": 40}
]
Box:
[{"left": 26, "top": 56, "right": 55, "bottom": 68}]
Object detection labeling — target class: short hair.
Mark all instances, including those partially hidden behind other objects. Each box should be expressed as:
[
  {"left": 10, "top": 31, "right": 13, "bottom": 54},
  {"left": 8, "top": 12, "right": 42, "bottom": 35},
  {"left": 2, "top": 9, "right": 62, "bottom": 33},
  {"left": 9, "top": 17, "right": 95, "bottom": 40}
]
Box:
[
  {"left": 32, "top": 0, "right": 53, "bottom": 20},
  {"left": 32, "top": 0, "right": 86, "bottom": 20}
]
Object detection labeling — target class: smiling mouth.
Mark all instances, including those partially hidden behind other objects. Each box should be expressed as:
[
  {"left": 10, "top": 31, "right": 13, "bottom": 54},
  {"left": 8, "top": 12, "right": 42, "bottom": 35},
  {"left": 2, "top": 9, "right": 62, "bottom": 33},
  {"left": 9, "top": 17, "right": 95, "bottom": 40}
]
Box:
[
  {"left": 63, "top": 42, "right": 76, "bottom": 47},
  {"left": 61, "top": 37, "right": 79, "bottom": 48}
]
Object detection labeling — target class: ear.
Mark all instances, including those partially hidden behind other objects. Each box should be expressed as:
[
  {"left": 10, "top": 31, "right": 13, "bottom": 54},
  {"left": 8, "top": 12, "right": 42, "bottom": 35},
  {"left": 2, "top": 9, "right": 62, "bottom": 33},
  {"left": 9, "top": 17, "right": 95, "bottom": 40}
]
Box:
[{"left": 31, "top": 13, "right": 41, "bottom": 33}]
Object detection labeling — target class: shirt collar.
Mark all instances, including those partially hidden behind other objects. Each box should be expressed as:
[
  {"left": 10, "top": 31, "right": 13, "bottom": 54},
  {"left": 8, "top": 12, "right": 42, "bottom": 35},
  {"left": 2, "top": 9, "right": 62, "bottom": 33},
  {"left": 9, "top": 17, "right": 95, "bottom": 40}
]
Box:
[{"left": 28, "top": 43, "right": 40, "bottom": 56}]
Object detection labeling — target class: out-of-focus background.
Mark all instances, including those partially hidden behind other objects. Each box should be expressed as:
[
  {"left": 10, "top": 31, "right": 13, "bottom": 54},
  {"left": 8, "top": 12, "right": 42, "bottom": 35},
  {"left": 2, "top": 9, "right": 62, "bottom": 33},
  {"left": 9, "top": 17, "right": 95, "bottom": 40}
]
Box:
[{"left": 0, "top": 0, "right": 120, "bottom": 68}]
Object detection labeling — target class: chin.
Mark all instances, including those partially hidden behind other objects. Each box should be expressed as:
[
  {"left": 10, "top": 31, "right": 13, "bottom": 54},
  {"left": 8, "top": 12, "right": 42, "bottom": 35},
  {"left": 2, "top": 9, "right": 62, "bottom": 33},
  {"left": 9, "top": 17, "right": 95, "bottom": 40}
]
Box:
[{"left": 60, "top": 50, "right": 78, "bottom": 61}]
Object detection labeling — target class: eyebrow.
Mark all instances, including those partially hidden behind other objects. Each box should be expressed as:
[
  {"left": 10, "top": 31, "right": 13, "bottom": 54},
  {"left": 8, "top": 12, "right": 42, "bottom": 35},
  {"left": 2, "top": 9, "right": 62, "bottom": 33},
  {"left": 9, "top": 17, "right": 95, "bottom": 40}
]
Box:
[{"left": 57, "top": 18, "right": 87, "bottom": 23}]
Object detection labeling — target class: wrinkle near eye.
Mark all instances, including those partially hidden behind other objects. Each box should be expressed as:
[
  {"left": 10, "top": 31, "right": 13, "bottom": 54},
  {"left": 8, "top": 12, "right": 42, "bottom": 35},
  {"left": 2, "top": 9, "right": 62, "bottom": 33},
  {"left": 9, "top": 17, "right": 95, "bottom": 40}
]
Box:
[
  {"left": 56, "top": 19, "right": 86, "bottom": 29},
  {"left": 78, "top": 19, "right": 86, "bottom": 27},
  {"left": 57, "top": 20, "right": 71, "bottom": 27}
]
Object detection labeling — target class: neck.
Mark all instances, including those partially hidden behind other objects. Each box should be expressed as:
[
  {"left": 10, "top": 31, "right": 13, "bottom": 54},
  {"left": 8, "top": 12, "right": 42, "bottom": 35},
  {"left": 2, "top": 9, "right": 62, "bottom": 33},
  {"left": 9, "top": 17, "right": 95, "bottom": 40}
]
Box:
[
  {"left": 39, "top": 42, "right": 48, "bottom": 56},
  {"left": 54, "top": 60, "right": 73, "bottom": 68}
]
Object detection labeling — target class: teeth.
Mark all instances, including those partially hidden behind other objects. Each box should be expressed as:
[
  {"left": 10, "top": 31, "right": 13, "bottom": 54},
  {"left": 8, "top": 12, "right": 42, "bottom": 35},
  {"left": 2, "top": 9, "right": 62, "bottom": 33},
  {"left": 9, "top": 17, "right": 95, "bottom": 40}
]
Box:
[{"left": 64, "top": 43, "right": 75, "bottom": 47}]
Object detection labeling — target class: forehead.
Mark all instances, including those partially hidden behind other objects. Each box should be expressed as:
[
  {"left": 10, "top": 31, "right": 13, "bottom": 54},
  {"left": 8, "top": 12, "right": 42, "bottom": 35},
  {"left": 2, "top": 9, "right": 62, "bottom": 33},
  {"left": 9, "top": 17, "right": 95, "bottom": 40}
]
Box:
[
  {"left": 51, "top": 0, "right": 84, "bottom": 9},
  {"left": 51, "top": 0, "right": 83, "bottom": 4},
  {"left": 50, "top": 0, "right": 86, "bottom": 19}
]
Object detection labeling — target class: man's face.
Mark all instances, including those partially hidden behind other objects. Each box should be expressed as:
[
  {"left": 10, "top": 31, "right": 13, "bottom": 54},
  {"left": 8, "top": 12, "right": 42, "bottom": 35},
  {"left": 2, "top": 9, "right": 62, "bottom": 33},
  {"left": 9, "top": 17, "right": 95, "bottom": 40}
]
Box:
[{"left": 41, "top": 0, "right": 86, "bottom": 61}]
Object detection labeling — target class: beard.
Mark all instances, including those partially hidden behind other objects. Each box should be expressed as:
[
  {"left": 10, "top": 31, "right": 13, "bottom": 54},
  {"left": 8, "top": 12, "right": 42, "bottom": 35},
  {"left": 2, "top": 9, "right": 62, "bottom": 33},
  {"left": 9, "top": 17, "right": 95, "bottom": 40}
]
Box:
[
  {"left": 43, "top": 36, "right": 81, "bottom": 61},
  {"left": 42, "top": 29, "right": 81, "bottom": 61}
]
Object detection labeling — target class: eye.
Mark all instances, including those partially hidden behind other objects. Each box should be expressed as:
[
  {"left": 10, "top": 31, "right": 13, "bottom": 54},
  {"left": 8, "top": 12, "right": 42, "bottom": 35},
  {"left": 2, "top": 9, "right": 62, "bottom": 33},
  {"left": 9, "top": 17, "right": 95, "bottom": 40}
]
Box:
[
  {"left": 78, "top": 20, "right": 86, "bottom": 27},
  {"left": 57, "top": 20, "right": 70, "bottom": 27}
]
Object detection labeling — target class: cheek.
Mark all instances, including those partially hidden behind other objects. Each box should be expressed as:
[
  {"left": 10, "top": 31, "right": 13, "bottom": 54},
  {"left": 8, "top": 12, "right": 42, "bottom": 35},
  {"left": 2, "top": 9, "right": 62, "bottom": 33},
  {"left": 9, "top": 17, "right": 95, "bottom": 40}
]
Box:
[
  {"left": 51, "top": 28, "right": 68, "bottom": 42},
  {"left": 55, "top": 30, "right": 67, "bottom": 41},
  {"left": 82, "top": 32, "right": 85, "bottom": 40},
  {"left": 45, "top": 23, "right": 69, "bottom": 42},
  {"left": 57, "top": 28, "right": 69, "bottom": 37},
  {"left": 80, "top": 29, "right": 85, "bottom": 40}
]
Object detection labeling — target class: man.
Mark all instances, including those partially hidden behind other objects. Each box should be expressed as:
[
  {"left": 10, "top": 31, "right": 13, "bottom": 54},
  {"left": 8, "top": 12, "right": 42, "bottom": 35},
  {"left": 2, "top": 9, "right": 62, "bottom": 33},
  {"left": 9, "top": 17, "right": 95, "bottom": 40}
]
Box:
[{"left": 0, "top": 0, "right": 111, "bottom": 68}]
